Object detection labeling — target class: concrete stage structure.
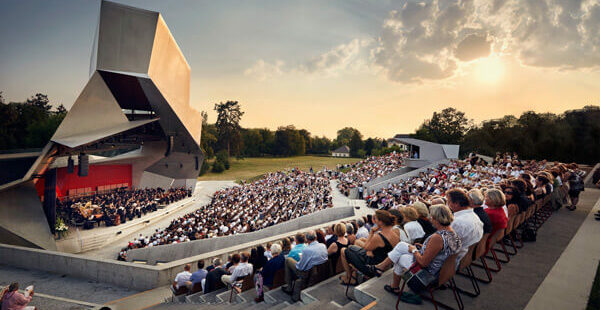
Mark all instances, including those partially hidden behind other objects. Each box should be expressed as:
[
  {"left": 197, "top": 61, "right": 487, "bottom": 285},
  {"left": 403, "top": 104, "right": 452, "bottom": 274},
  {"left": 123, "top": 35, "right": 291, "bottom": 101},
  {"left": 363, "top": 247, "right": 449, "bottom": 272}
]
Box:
[{"left": 0, "top": 1, "right": 203, "bottom": 251}]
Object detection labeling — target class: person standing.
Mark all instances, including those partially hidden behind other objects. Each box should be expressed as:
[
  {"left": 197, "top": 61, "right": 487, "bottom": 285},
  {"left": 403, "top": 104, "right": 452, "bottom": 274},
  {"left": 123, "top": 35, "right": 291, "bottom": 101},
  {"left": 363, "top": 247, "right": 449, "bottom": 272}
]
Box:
[{"left": 1, "top": 283, "right": 35, "bottom": 310}]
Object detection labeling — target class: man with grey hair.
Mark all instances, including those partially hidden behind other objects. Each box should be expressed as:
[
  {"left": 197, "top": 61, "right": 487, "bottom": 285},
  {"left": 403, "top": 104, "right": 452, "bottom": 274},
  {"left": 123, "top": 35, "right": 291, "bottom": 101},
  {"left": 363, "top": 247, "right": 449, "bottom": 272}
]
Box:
[
  {"left": 203, "top": 257, "right": 226, "bottom": 293},
  {"left": 468, "top": 189, "right": 492, "bottom": 234},
  {"left": 356, "top": 219, "right": 369, "bottom": 239},
  {"left": 282, "top": 231, "right": 327, "bottom": 301}
]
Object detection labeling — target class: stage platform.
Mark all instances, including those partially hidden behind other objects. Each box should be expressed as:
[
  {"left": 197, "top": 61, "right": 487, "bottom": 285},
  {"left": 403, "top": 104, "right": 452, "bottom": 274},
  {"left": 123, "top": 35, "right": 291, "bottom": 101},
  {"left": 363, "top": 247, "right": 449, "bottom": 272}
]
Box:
[{"left": 56, "top": 181, "right": 237, "bottom": 255}]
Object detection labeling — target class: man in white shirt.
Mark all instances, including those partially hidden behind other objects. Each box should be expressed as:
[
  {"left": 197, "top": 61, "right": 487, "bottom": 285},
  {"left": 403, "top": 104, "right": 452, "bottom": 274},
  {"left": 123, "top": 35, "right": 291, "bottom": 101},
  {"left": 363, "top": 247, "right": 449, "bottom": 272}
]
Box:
[
  {"left": 222, "top": 252, "right": 253, "bottom": 287},
  {"left": 446, "top": 188, "right": 483, "bottom": 266},
  {"left": 356, "top": 219, "right": 369, "bottom": 239},
  {"left": 173, "top": 264, "right": 192, "bottom": 290}
]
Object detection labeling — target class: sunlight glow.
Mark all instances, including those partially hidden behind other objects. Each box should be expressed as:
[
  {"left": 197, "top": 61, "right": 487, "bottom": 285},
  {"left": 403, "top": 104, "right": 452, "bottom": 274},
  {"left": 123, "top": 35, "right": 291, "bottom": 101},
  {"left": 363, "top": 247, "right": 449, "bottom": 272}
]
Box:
[{"left": 473, "top": 56, "right": 505, "bottom": 84}]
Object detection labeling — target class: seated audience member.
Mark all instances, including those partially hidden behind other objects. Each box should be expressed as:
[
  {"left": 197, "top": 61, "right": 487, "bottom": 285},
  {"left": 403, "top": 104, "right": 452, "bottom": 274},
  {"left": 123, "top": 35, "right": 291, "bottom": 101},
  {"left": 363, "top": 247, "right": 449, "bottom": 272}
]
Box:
[
  {"left": 1, "top": 282, "right": 35, "bottom": 310},
  {"left": 287, "top": 233, "right": 306, "bottom": 261},
  {"left": 189, "top": 260, "right": 207, "bottom": 292},
  {"left": 340, "top": 210, "right": 399, "bottom": 283},
  {"left": 173, "top": 264, "right": 192, "bottom": 293},
  {"left": 402, "top": 207, "right": 425, "bottom": 243},
  {"left": 345, "top": 223, "right": 356, "bottom": 245},
  {"left": 264, "top": 242, "right": 273, "bottom": 260},
  {"left": 446, "top": 188, "right": 483, "bottom": 264},
  {"left": 510, "top": 179, "right": 533, "bottom": 213},
  {"left": 413, "top": 201, "right": 436, "bottom": 238},
  {"left": 281, "top": 238, "right": 292, "bottom": 256},
  {"left": 327, "top": 223, "right": 349, "bottom": 270},
  {"left": 484, "top": 189, "right": 508, "bottom": 244},
  {"left": 315, "top": 229, "right": 327, "bottom": 244},
  {"left": 355, "top": 219, "right": 369, "bottom": 239},
  {"left": 203, "top": 258, "right": 226, "bottom": 294},
  {"left": 468, "top": 189, "right": 493, "bottom": 234},
  {"left": 388, "top": 208, "right": 411, "bottom": 243},
  {"left": 368, "top": 205, "right": 461, "bottom": 295},
  {"left": 254, "top": 243, "right": 285, "bottom": 302},
  {"left": 222, "top": 252, "right": 253, "bottom": 288},
  {"left": 325, "top": 224, "right": 337, "bottom": 247},
  {"left": 282, "top": 231, "right": 328, "bottom": 301}
]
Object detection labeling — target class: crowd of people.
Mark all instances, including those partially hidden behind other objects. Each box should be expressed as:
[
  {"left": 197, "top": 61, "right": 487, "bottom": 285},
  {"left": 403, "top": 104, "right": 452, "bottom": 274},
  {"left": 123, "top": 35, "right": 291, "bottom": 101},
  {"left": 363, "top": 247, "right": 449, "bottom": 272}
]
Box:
[
  {"left": 58, "top": 187, "right": 192, "bottom": 229},
  {"left": 168, "top": 152, "right": 587, "bottom": 306},
  {"left": 336, "top": 152, "right": 406, "bottom": 198},
  {"left": 119, "top": 169, "right": 334, "bottom": 260}
]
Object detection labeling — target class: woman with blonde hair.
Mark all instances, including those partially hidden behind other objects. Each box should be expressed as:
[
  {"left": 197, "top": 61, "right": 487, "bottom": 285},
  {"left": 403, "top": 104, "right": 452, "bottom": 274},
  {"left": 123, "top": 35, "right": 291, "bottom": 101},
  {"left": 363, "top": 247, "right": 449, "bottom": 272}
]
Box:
[
  {"left": 402, "top": 206, "right": 425, "bottom": 243},
  {"left": 484, "top": 188, "right": 508, "bottom": 242},
  {"left": 413, "top": 201, "right": 436, "bottom": 237},
  {"left": 327, "top": 223, "right": 349, "bottom": 272}
]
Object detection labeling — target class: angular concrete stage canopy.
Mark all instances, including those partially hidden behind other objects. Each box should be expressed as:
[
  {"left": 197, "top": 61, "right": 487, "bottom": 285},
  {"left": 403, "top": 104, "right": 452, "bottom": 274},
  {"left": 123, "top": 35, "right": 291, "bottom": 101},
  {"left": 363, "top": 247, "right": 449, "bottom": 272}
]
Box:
[{"left": 0, "top": 0, "right": 204, "bottom": 250}]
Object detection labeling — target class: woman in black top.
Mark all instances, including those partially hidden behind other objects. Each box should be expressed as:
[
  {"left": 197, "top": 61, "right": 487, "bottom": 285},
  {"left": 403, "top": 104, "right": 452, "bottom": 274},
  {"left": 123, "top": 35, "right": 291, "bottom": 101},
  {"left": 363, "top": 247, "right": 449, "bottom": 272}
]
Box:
[{"left": 340, "top": 210, "right": 399, "bottom": 284}]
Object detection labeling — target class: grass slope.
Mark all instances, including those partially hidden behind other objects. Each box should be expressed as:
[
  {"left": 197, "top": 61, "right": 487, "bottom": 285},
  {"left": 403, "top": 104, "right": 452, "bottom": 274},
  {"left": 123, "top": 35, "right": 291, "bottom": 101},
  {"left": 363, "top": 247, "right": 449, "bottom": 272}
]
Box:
[{"left": 198, "top": 156, "right": 360, "bottom": 182}]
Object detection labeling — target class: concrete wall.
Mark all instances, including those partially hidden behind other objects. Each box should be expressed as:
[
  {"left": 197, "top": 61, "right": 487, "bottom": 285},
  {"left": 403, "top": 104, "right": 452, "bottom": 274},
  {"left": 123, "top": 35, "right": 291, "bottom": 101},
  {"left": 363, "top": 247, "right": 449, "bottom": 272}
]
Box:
[
  {"left": 584, "top": 163, "right": 600, "bottom": 188},
  {"left": 127, "top": 206, "right": 355, "bottom": 264},
  {"left": 365, "top": 167, "right": 414, "bottom": 188}
]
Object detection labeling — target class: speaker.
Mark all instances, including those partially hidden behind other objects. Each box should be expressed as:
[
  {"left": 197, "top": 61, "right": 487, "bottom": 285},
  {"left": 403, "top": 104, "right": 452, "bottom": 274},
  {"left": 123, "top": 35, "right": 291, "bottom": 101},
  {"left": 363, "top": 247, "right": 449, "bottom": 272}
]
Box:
[
  {"left": 67, "top": 156, "right": 74, "bottom": 174},
  {"left": 78, "top": 153, "right": 89, "bottom": 177},
  {"left": 165, "top": 135, "right": 174, "bottom": 156}
]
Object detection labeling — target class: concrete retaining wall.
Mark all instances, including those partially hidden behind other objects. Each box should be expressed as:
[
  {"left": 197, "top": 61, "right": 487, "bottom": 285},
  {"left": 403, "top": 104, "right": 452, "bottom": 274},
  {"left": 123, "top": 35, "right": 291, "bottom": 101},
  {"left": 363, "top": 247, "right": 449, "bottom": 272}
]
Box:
[
  {"left": 364, "top": 167, "right": 414, "bottom": 188},
  {"left": 127, "top": 206, "right": 355, "bottom": 264}
]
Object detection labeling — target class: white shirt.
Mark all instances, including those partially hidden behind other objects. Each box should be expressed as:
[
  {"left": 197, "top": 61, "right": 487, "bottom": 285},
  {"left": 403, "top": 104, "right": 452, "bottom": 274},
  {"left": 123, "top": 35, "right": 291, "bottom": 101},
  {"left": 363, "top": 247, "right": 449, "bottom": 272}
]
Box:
[
  {"left": 356, "top": 226, "right": 369, "bottom": 239},
  {"left": 451, "top": 209, "right": 484, "bottom": 265},
  {"left": 174, "top": 271, "right": 192, "bottom": 289},
  {"left": 393, "top": 225, "right": 411, "bottom": 243},
  {"left": 230, "top": 262, "right": 253, "bottom": 282},
  {"left": 404, "top": 221, "right": 425, "bottom": 243}
]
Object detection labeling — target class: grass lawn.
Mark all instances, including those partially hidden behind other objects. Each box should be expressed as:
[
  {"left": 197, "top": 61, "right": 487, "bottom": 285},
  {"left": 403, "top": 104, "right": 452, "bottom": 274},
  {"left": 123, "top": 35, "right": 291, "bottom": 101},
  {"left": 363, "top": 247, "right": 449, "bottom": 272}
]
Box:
[{"left": 198, "top": 156, "right": 361, "bottom": 182}]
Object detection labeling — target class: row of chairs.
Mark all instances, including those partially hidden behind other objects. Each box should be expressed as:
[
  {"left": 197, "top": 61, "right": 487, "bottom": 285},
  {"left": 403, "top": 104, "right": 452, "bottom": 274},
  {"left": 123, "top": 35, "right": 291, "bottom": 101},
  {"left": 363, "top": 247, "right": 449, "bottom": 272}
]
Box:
[{"left": 394, "top": 186, "right": 564, "bottom": 310}]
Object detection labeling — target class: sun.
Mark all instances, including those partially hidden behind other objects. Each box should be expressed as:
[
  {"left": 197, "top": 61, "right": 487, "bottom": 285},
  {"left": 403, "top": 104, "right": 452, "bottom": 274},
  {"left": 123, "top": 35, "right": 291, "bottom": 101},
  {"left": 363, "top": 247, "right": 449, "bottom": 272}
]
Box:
[{"left": 473, "top": 56, "right": 505, "bottom": 84}]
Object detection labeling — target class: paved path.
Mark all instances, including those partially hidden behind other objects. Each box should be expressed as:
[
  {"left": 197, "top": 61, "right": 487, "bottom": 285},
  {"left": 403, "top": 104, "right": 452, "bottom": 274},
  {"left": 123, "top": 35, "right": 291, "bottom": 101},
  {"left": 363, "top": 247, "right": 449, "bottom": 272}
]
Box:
[
  {"left": 526, "top": 188, "right": 600, "bottom": 310},
  {"left": 83, "top": 180, "right": 237, "bottom": 259}
]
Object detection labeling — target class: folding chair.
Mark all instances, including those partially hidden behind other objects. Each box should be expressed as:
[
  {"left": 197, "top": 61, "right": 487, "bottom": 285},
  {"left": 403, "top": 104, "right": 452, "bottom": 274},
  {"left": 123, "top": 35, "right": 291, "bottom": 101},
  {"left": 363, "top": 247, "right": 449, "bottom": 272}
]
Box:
[
  {"left": 396, "top": 254, "right": 463, "bottom": 310},
  {"left": 455, "top": 243, "right": 480, "bottom": 297},
  {"left": 229, "top": 273, "right": 254, "bottom": 302}
]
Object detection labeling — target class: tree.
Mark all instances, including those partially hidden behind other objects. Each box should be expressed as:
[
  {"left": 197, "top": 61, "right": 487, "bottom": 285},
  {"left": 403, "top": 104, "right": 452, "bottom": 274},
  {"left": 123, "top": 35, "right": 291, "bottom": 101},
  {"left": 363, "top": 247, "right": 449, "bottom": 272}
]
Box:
[
  {"left": 349, "top": 130, "right": 364, "bottom": 157},
  {"left": 335, "top": 127, "right": 361, "bottom": 147},
  {"left": 200, "top": 111, "right": 218, "bottom": 159},
  {"left": 310, "top": 136, "right": 332, "bottom": 154},
  {"left": 214, "top": 101, "right": 244, "bottom": 156},
  {"left": 274, "top": 125, "right": 305, "bottom": 156},
  {"left": 413, "top": 108, "right": 471, "bottom": 144}
]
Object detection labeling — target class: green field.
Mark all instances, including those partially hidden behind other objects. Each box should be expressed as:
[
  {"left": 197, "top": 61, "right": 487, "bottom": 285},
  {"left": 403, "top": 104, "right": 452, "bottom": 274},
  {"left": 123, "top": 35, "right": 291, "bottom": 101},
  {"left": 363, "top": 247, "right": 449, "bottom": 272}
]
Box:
[{"left": 198, "top": 156, "right": 361, "bottom": 182}]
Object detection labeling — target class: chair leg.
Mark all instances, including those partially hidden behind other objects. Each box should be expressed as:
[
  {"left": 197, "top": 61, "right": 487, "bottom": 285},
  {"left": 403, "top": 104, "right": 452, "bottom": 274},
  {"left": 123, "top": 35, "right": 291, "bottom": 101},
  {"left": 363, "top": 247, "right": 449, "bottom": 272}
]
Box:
[
  {"left": 450, "top": 279, "right": 465, "bottom": 310},
  {"left": 488, "top": 243, "right": 510, "bottom": 263},
  {"left": 396, "top": 279, "right": 407, "bottom": 310},
  {"left": 455, "top": 266, "right": 481, "bottom": 297},
  {"left": 470, "top": 258, "right": 494, "bottom": 283},
  {"left": 229, "top": 287, "right": 233, "bottom": 302}
]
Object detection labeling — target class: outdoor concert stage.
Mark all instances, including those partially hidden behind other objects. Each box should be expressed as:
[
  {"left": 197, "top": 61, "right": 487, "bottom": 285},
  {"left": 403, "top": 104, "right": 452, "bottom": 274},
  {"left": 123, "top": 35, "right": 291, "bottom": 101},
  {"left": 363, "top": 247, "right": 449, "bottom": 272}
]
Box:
[{"left": 0, "top": 0, "right": 204, "bottom": 252}]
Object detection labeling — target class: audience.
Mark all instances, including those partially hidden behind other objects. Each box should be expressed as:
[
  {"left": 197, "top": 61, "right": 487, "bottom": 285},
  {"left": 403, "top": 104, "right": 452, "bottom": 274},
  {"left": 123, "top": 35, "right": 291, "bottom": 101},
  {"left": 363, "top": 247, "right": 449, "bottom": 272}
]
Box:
[
  {"left": 1, "top": 282, "right": 35, "bottom": 310},
  {"left": 445, "top": 188, "right": 483, "bottom": 264},
  {"left": 337, "top": 152, "right": 406, "bottom": 196},
  {"left": 189, "top": 260, "right": 207, "bottom": 292},
  {"left": 203, "top": 258, "right": 226, "bottom": 294},
  {"left": 221, "top": 252, "right": 253, "bottom": 288},
  {"left": 282, "top": 231, "right": 328, "bottom": 301},
  {"left": 483, "top": 189, "right": 509, "bottom": 245},
  {"left": 468, "top": 189, "right": 493, "bottom": 235},
  {"left": 173, "top": 264, "right": 192, "bottom": 293},
  {"left": 254, "top": 243, "right": 285, "bottom": 302}
]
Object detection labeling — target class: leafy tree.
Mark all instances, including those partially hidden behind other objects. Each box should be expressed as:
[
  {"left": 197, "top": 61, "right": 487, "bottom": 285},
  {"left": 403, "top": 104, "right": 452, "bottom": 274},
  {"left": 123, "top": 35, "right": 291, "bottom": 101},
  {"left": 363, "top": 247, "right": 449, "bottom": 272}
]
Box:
[
  {"left": 214, "top": 101, "right": 244, "bottom": 156},
  {"left": 216, "top": 149, "right": 230, "bottom": 170},
  {"left": 335, "top": 127, "right": 361, "bottom": 147},
  {"left": 200, "top": 111, "right": 218, "bottom": 159},
  {"left": 349, "top": 130, "right": 364, "bottom": 157},
  {"left": 274, "top": 125, "right": 305, "bottom": 156},
  {"left": 310, "top": 136, "right": 332, "bottom": 154},
  {"left": 413, "top": 108, "right": 471, "bottom": 144},
  {"left": 241, "top": 129, "right": 264, "bottom": 157},
  {"left": 298, "top": 129, "right": 312, "bottom": 153}
]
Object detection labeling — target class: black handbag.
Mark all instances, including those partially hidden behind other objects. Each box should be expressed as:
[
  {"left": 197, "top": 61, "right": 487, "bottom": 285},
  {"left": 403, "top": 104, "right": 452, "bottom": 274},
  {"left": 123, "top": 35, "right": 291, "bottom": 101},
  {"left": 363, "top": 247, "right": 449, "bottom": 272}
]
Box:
[{"left": 402, "top": 263, "right": 436, "bottom": 293}]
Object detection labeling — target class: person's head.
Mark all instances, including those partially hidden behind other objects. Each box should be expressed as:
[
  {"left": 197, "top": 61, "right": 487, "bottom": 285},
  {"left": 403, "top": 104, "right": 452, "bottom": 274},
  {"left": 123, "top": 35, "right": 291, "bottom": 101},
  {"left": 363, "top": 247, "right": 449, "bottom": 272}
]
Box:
[
  {"left": 8, "top": 283, "right": 18, "bottom": 292},
  {"left": 388, "top": 208, "right": 404, "bottom": 226},
  {"left": 503, "top": 186, "right": 517, "bottom": 202},
  {"left": 345, "top": 223, "right": 354, "bottom": 235},
  {"left": 184, "top": 263, "right": 191, "bottom": 271},
  {"left": 197, "top": 260, "right": 205, "bottom": 270},
  {"left": 536, "top": 174, "right": 550, "bottom": 185},
  {"left": 446, "top": 188, "right": 471, "bottom": 212},
  {"left": 374, "top": 209, "right": 395, "bottom": 227},
  {"left": 212, "top": 257, "right": 222, "bottom": 267},
  {"left": 315, "top": 229, "right": 326, "bottom": 244},
  {"left": 366, "top": 214, "right": 374, "bottom": 225},
  {"left": 467, "top": 189, "right": 484, "bottom": 207},
  {"left": 485, "top": 188, "right": 506, "bottom": 208},
  {"left": 430, "top": 197, "right": 446, "bottom": 205},
  {"left": 231, "top": 253, "right": 241, "bottom": 264},
  {"left": 412, "top": 201, "right": 429, "bottom": 218},
  {"left": 334, "top": 223, "right": 346, "bottom": 237},
  {"left": 281, "top": 238, "right": 291, "bottom": 251},
  {"left": 401, "top": 207, "right": 419, "bottom": 222},
  {"left": 270, "top": 243, "right": 282, "bottom": 256},
  {"left": 305, "top": 231, "right": 317, "bottom": 243},
  {"left": 257, "top": 245, "right": 265, "bottom": 256},
  {"left": 295, "top": 233, "right": 305, "bottom": 244},
  {"left": 429, "top": 204, "right": 454, "bottom": 227},
  {"left": 240, "top": 251, "right": 250, "bottom": 263},
  {"left": 357, "top": 218, "right": 365, "bottom": 228}
]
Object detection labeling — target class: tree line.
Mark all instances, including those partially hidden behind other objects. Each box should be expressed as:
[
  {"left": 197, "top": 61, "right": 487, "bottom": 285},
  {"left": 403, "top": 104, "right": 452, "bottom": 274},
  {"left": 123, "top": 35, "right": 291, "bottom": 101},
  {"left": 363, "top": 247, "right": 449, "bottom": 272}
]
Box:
[{"left": 412, "top": 106, "right": 600, "bottom": 165}]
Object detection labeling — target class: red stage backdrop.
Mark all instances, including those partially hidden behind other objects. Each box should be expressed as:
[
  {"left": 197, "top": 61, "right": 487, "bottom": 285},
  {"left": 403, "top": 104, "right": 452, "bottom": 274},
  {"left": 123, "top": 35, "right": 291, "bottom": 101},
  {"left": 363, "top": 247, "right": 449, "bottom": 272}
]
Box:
[{"left": 36, "top": 164, "right": 132, "bottom": 198}]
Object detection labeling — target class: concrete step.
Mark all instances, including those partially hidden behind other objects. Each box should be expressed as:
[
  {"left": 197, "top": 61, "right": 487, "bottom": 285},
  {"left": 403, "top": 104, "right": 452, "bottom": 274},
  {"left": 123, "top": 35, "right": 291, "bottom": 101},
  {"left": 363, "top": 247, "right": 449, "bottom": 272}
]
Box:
[
  {"left": 200, "top": 288, "right": 228, "bottom": 303},
  {"left": 340, "top": 301, "right": 363, "bottom": 309},
  {"left": 301, "top": 274, "right": 354, "bottom": 307},
  {"left": 264, "top": 287, "right": 295, "bottom": 305}
]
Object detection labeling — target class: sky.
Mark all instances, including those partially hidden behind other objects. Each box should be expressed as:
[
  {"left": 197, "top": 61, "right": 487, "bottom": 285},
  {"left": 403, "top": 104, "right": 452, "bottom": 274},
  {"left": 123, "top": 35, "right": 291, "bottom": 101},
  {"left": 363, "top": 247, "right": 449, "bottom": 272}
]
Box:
[{"left": 1, "top": 0, "right": 600, "bottom": 139}]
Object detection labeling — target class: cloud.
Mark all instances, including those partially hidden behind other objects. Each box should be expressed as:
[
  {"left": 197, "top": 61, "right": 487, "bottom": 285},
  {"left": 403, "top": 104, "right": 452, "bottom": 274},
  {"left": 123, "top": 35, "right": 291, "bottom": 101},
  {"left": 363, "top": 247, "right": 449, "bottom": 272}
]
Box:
[
  {"left": 243, "top": 59, "right": 284, "bottom": 81},
  {"left": 297, "top": 39, "right": 363, "bottom": 74},
  {"left": 372, "top": 0, "right": 600, "bottom": 83},
  {"left": 455, "top": 34, "right": 491, "bottom": 61}
]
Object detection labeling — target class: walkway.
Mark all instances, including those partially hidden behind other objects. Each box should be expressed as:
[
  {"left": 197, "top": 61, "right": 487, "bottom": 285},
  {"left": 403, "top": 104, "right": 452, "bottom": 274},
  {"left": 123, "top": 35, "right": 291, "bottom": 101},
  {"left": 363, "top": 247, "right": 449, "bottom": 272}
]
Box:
[{"left": 526, "top": 188, "right": 600, "bottom": 310}]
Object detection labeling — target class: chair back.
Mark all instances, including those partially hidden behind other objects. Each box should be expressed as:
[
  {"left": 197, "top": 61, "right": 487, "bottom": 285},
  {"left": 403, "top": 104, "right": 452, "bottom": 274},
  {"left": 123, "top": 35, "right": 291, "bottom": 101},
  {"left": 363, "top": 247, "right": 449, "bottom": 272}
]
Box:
[
  {"left": 438, "top": 254, "right": 458, "bottom": 286},
  {"left": 474, "top": 232, "right": 490, "bottom": 260},
  {"left": 272, "top": 268, "right": 285, "bottom": 288},
  {"left": 309, "top": 261, "right": 330, "bottom": 286},
  {"left": 190, "top": 282, "right": 202, "bottom": 294},
  {"left": 491, "top": 228, "right": 505, "bottom": 247},
  {"left": 459, "top": 243, "right": 477, "bottom": 270},
  {"left": 239, "top": 273, "right": 254, "bottom": 292}
]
